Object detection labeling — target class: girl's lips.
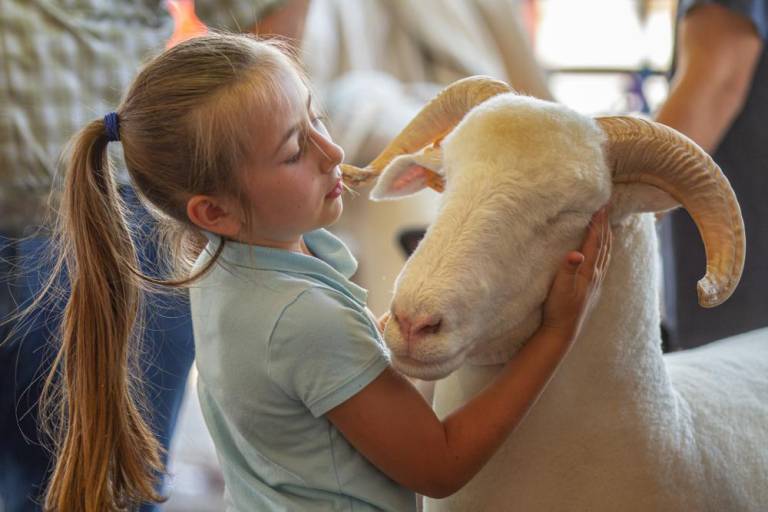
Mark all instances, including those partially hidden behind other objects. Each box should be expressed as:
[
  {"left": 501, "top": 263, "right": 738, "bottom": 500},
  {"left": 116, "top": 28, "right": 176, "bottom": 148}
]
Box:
[{"left": 326, "top": 179, "right": 343, "bottom": 199}]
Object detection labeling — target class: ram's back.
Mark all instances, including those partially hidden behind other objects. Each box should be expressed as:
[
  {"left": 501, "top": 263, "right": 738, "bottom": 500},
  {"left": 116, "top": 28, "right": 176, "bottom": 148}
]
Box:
[{"left": 664, "top": 326, "right": 768, "bottom": 510}]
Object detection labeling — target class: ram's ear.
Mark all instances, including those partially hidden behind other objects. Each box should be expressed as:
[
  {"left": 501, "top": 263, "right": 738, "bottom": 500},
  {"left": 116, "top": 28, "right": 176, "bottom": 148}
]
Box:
[
  {"left": 609, "top": 183, "right": 680, "bottom": 220},
  {"left": 370, "top": 145, "right": 445, "bottom": 201}
]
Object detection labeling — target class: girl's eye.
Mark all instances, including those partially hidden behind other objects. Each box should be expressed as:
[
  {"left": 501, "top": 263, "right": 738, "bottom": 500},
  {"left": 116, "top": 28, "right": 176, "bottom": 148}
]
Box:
[
  {"left": 284, "top": 147, "right": 303, "bottom": 164},
  {"left": 283, "top": 115, "right": 326, "bottom": 165}
]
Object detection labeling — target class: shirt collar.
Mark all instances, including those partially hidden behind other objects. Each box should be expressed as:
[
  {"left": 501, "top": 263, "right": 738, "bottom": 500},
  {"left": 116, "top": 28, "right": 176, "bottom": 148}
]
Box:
[{"left": 204, "top": 229, "right": 368, "bottom": 305}]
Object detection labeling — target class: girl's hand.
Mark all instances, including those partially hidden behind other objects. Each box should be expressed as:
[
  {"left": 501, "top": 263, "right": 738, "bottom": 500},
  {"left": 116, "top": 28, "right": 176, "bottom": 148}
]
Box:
[
  {"left": 377, "top": 311, "right": 391, "bottom": 334},
  {"left": 541, "top": 206, "right": 612, "bottom": 340}
]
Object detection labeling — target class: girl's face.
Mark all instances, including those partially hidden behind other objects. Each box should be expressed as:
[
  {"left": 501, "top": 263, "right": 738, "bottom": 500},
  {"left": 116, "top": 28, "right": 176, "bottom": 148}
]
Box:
[{"left": 236, "top": 68, "right": 345, "bottom": 249}]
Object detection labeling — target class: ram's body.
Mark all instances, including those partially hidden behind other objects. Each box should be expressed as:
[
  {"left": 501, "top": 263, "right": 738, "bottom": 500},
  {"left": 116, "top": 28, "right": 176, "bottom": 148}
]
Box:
[
  {"left": 357, "top": 90, "right": 767, "bottom": 511},
  {"left": 430, "top": 214, "right": 768, "bottom": 511}
]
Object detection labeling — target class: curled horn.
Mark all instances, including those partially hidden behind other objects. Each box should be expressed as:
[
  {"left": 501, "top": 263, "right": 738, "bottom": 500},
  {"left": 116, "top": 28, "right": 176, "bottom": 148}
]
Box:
[
  {"left": 597, "top": 116, "right": 745, "bottom": 307},
  {"left": 341, "top": 75, "right": 513, "bottom": 188}
]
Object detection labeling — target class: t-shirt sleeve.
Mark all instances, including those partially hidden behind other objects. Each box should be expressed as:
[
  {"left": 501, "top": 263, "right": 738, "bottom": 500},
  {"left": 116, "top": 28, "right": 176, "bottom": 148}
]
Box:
[
  {"left": 267, "top": 287, "right": 390, "bottom": 417},
  {"left": 195, "top": 0, "right": 286, "bottom": 32},
  {"left": 680, "top": 0, "right": 768, "bottom": 40}
]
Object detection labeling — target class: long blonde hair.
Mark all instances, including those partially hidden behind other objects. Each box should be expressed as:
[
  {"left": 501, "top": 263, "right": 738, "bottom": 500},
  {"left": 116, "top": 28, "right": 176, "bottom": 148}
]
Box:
[{"left": 42, "top": 33, "right": 305, "bottom": 511}]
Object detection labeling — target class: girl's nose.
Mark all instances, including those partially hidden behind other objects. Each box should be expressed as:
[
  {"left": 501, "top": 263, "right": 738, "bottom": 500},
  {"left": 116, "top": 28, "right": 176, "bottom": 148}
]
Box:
[
  {"left": 322, "top": 138, "right": 344, "bottom": 172},
  {"left": 310, "top": 122, "right": 344, "bottom": 172}
]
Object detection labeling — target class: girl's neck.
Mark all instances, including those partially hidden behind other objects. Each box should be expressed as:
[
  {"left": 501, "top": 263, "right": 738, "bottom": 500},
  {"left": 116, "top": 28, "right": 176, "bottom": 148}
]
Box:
[
  {"left": 229, "top": 233, "right": 312, "bottom": 255},
  {"left": 298, "top": 237, "right": 313, "bottom": 256}
]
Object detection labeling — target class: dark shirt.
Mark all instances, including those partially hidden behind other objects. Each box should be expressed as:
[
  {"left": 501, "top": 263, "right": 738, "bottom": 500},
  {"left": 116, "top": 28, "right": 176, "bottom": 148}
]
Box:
[{"left": 662, "top": 0, "right": 768, "bottom": 349}]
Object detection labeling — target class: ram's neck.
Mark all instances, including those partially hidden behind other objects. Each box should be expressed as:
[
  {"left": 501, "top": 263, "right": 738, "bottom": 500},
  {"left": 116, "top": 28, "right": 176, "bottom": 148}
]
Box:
[
  {"left": 550, "top": 214, "right": 673, "bottom": 402},
  {"left": 453, "top": 214, "right": 676, "bottom": 410}
]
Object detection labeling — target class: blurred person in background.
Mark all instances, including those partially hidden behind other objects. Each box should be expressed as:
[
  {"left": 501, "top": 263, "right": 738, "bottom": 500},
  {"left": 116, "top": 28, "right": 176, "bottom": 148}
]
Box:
[
  {"left": 656, "top": 0, "right": 767, "bottom": 350},
  {"left": 0, "top": 1, "right": 304, "bottom": 510}
]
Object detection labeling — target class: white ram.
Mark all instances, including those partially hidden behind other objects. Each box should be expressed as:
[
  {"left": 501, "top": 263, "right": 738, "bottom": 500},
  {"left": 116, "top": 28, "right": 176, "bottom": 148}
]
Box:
[{"left": 342, "top": 77, "right": 767, "bottom": 511}]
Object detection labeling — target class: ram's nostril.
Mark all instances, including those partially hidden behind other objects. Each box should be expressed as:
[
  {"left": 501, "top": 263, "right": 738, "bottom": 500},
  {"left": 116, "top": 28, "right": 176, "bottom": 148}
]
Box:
[
  {"left": 418, "top": 319, "right": 441, "bottom": 336},
  {"left": 410, "top": 315, "right": 442, "bottom": 342}
]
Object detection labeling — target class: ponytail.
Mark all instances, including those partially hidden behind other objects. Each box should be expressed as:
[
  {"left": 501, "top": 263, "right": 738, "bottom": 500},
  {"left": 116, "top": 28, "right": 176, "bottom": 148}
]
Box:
[
  {"left": 42, "top": 119, "right": 164, "bottom": 511},
  {"left": 36, "top": 33, "right": 298, "bottom": 511}
]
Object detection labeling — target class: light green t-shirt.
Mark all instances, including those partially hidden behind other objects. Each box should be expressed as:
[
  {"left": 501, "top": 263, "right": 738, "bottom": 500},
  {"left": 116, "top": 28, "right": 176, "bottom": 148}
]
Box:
[{"left": 190, "top": 229, "right": 417, "bottom": 511}]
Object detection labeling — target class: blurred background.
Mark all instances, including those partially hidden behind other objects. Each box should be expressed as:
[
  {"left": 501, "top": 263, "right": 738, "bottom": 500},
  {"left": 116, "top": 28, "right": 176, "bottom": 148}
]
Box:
[{"left": 163, "top": 0, "right": 677, "bottom": 509}]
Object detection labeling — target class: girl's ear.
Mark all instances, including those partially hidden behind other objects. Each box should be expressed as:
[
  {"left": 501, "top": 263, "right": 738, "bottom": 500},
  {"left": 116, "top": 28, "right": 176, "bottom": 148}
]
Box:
[
  {"left": 186, "top": 195, "right": 242, "bottom": 237},
  {"left": 370, "top": 146, "right": 445, "bottom": 201}
]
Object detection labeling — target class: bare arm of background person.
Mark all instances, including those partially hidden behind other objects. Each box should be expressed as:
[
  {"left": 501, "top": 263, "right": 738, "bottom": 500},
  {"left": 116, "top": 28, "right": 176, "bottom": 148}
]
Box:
[{"left": 655, "top": 3, "right": 763, "bottom": 153}]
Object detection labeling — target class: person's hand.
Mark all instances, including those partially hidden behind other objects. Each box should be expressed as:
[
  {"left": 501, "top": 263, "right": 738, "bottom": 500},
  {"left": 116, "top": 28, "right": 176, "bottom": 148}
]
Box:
[
  {"left": 377, "top": 311, "right": 391, "bottom": 334},
  {"left": 541, "top": 206, "right": 612, "bottom": 340}
]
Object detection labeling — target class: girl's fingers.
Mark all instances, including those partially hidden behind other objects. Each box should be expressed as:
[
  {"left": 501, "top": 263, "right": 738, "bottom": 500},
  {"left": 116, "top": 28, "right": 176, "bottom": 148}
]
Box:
[
  {"left": 599, "top": 223, "right": 612, "bottom": 272},
  {"left": 594, "top": 222, "right": 609, "bottom": 272},
  {"left": 579, "top": 207, "right": 607, "bottom": 280},
  {"left": 377, "top": 311, "right": 391, "bottom": 333},
  {"left": 566, "top": 251, "right": 585, "bottom": 269},
  {"left": 600, "top": 210, "right": 612, "bottom": 266},
  {"left": 552, "top": 206, "right": 612, "bottom": 301},
  {"left": 591, "top": 211, "right": 612, "bottom": 290}
]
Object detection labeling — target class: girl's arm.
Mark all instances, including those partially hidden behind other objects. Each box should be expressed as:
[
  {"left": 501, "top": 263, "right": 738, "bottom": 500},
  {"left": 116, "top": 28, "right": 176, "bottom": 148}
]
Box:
[{"left": 326, "top": 208, "right": 611, "bottom": 498}]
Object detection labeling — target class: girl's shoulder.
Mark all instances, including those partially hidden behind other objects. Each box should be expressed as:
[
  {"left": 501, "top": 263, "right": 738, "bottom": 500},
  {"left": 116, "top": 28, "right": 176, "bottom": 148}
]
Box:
[
  {"left": 277, "top": 285, "right": 368, "bottom": 327},
  {"left": 266, "top": 285, "right": 390, "bottom": 416}
]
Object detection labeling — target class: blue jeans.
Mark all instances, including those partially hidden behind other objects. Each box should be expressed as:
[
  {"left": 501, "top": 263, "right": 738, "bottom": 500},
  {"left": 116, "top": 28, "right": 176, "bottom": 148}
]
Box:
[{"left": 0, "top": 188, "right": 195, "bottom": 511}]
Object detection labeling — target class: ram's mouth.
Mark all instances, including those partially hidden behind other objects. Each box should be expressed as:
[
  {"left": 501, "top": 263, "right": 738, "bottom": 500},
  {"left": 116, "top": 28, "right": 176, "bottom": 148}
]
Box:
[
  {"left": 389, "top": 342, "right": 476, "bottom": 381},
  {"left": 392, "top": 354, "right": 464, "bottom": 381}
]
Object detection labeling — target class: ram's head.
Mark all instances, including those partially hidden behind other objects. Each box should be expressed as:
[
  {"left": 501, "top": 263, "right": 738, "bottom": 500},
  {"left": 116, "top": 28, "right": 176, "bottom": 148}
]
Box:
[{"left": 342, "top": 76, "right": 744, "bottom": 380}]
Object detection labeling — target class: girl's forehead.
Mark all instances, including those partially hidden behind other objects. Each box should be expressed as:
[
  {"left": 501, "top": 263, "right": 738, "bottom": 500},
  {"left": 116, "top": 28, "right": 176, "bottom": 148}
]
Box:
[
  {"left": 247, "top": 68, "right": 310, "bottom": 161},
  {"left": 272, "top": 67, "right": 310, "bottom": 114}
]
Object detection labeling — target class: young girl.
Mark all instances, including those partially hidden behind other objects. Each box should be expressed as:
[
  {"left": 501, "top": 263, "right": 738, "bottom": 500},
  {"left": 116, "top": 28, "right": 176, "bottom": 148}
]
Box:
[{"left": 46, "top": 33, "right": 610, "bottom": 511}]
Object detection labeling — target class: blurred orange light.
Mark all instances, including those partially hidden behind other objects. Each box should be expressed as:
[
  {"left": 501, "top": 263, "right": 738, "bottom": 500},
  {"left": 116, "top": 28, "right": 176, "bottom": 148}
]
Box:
[{"left": 166, "top": 0, "right": 207, "bottom": 48}]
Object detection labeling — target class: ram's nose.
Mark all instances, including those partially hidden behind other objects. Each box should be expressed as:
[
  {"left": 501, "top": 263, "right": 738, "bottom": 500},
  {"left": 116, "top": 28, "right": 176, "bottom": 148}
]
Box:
[{"left": 393, "top": 312, "right": 442, "bottom": 348}]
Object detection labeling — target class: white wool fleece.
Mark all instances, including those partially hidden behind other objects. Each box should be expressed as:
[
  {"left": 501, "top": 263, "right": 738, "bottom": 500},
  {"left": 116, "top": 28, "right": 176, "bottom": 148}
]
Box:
[{"left": 371, "top": 94, "right": 768, "bottom": 511}]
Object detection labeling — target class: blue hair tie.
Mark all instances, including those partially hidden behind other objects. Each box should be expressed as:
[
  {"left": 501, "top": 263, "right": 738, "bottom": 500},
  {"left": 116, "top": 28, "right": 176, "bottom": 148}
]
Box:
[{"left": 104, "top": 112, "right": 120, "bottom": 142}]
